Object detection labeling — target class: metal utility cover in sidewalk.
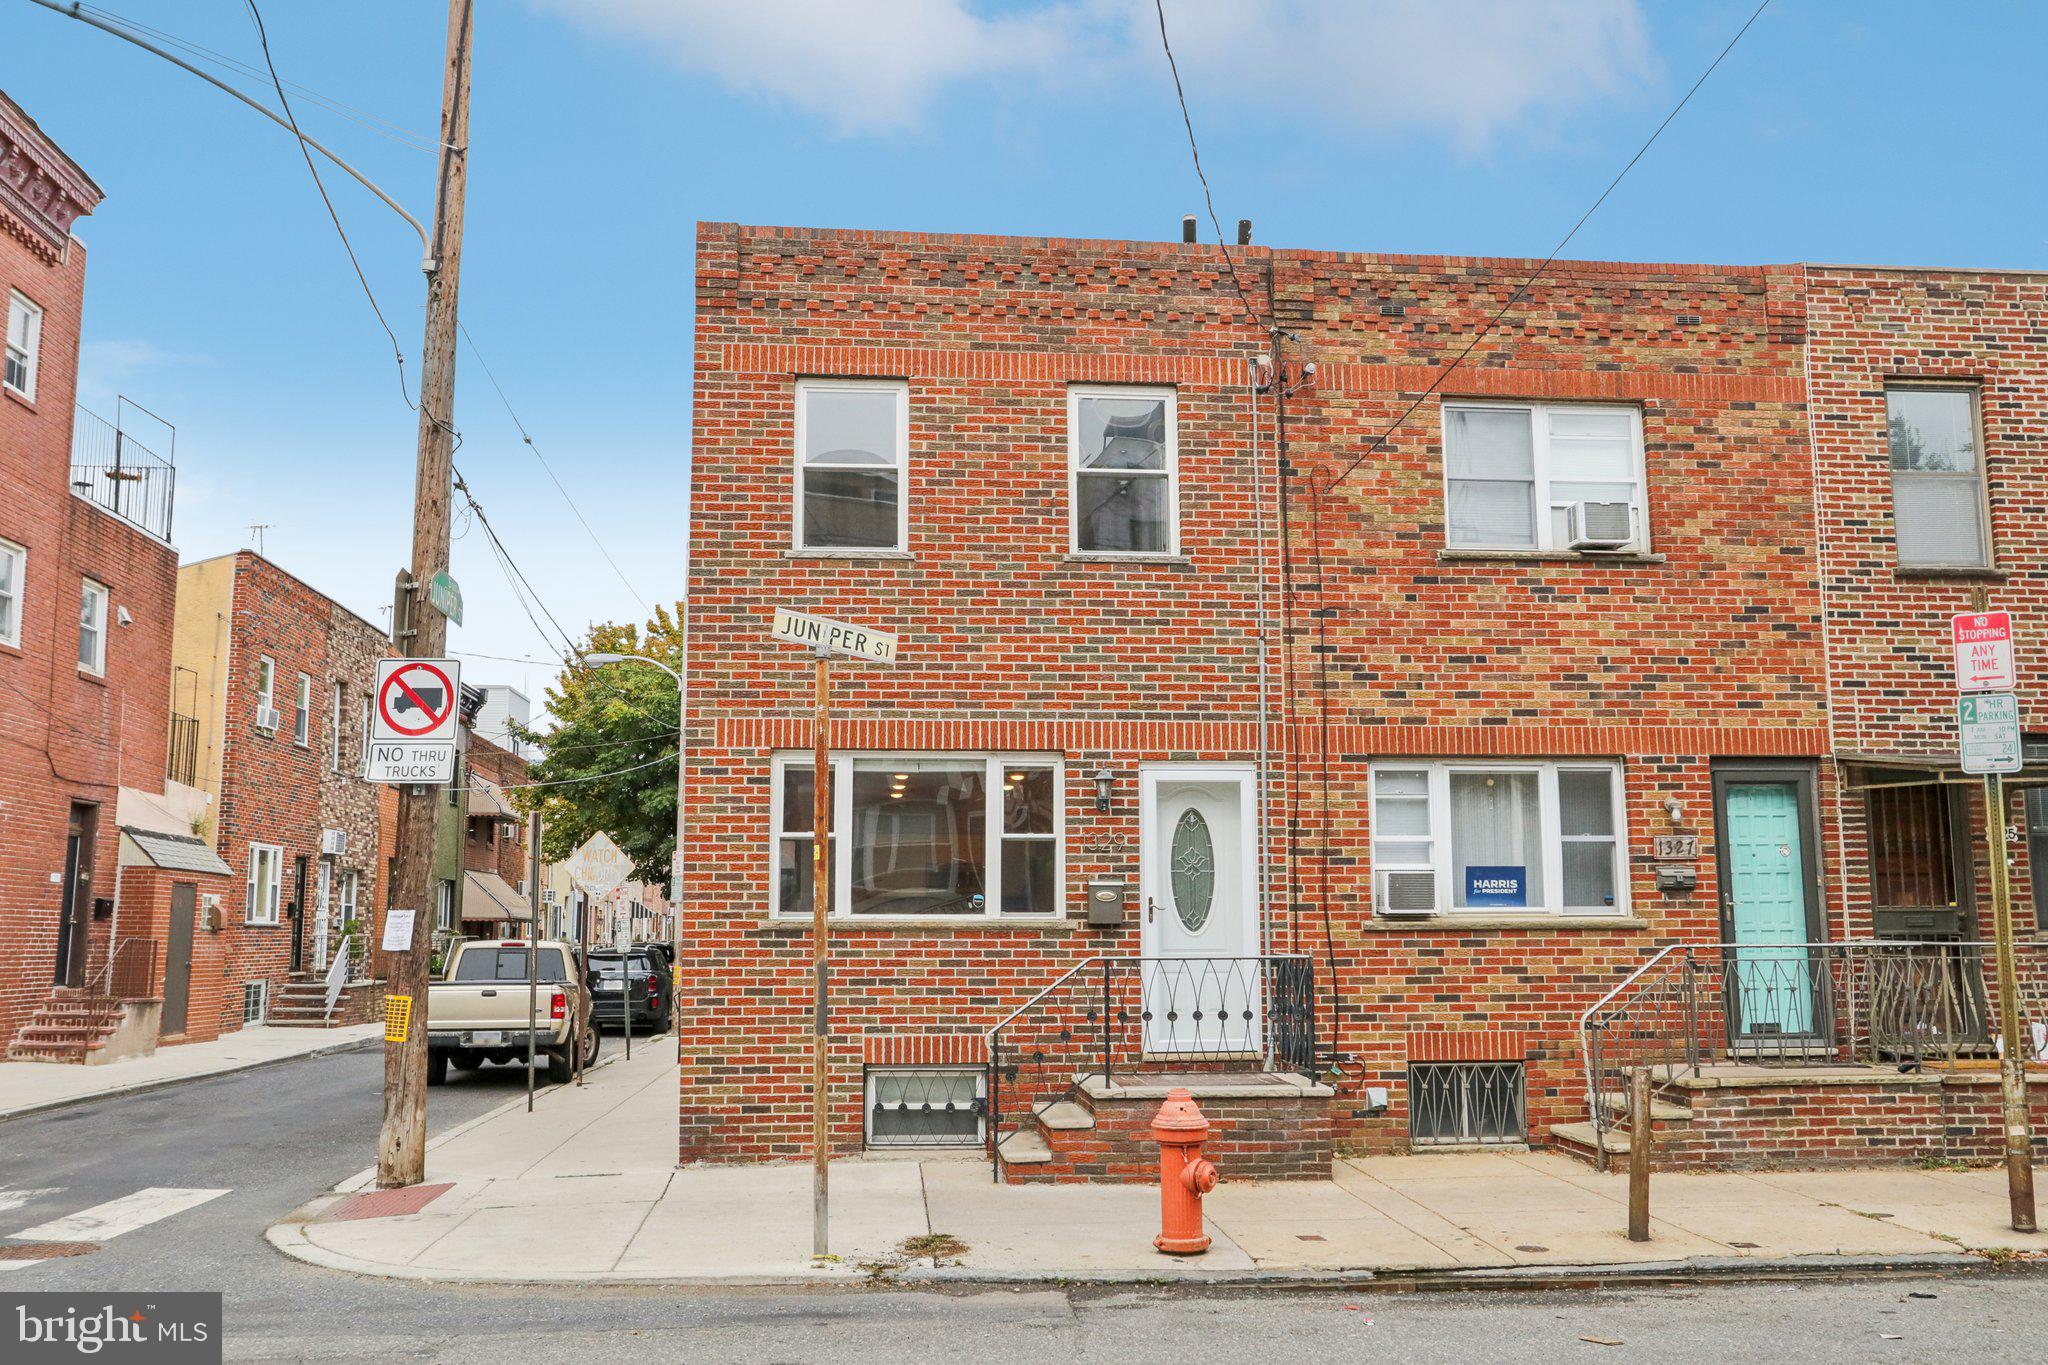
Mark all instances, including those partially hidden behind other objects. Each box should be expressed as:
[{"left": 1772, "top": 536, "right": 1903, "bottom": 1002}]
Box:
[{"left": 322, "top": 1183, "right": 454, "bottom": 1222}]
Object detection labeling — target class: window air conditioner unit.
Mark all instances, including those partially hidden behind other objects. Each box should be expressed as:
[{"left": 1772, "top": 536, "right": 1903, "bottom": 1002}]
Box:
[
  {"left": 1378, "top": 868, "right": 1438, "bottom": 918},
  {"left": 320, "top": 829, "right": 348, "bottom": 857},
  {"left": 1565, "top": 500, "right": 1634, "bottom": 551},
  {"left": 255, "top": 705, "right": 281, "bottom": 733}
]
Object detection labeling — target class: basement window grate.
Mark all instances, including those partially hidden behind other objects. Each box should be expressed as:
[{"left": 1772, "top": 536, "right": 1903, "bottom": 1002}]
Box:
[
  {"left": 865, "top": 1067, "right": 985, "bottom": 1149},
  {"left": 1408, "top": 1061, "right": 1525, "bottom": 1147},
  {"left": 242, "top": 980, "right": 268, "bottom": 1025}
]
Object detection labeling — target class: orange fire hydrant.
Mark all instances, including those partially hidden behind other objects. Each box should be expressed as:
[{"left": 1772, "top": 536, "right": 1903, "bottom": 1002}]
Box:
[{"left": 1151, "top": 1087, "right": 1220, "bottom": 1255}]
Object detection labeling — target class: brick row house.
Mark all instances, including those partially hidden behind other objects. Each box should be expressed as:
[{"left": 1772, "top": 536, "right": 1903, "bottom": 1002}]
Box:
[
  {"left": 0, "top": 90, "right": 225, "bottom": 1062},
  {"left": 168, "top": 551, "right": 391, "bottom": 1036},
  {"left": 682, "top": 221, "right": 2048, "bottom": 1178}
]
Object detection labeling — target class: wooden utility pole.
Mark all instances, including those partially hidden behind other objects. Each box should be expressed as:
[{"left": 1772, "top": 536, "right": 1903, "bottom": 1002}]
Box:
[
  {"left": 377, "top": 0, "right": 474, "bottom": 1189},
  {"left": 1983, "top": 770, "right": 2037, "bottom": 1231},
  {"left": 812, "top": 650, "right": 832, "bottom": 1258},
  {"left": 1627, "top": 1066, "right": 1653, "bottom": 1242},
  {"left": 527, "top": 808, "right": 541, "bottom": 1114}
]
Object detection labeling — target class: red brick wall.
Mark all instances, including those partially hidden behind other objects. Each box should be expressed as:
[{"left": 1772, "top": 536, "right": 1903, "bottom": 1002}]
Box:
[
  {"left": 1654, "top": 1074, "right": 2048, "bottom": 1170},
  {"left": 0, "top": 199, "right": 179, "bottom": 1044}
]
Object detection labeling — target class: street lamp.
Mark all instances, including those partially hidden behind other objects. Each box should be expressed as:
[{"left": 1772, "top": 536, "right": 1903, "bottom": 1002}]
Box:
[{"left": 583, "top": 653, "right": 686, "bottom": 1037}]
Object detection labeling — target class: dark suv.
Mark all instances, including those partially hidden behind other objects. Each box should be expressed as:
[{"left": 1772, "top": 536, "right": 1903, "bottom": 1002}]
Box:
[{"left": 588, "top": 948, "right": 671, "bottom": 1032}]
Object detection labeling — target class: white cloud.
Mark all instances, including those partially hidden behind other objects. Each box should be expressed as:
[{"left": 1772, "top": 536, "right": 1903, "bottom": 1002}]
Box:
[
  {"left": 76, "top": 338, "right": 209, "bottom": 413},
  {"left": 535, "top": 0, "right": 1654, "bottom": 147}
]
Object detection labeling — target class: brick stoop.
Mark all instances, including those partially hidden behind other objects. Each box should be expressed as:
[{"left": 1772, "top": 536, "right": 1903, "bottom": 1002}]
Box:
[
  {"left": 6, "top": 989, "right": 125, "bottom": 1063},
  {"left": 267, "top": 977, "right": 388, "bottom": 1028},
  {"left": 1551, "top": 1063, "right": 2048, "bottom": 1170},
  {"left": 998, "top": 1071, "right": 1335, "bottom": 1184}
]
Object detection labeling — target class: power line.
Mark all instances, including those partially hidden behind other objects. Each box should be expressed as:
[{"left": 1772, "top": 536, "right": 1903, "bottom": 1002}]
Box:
[
  {"left": 458, "top": 320, "right": 652, "bottom": 613},
  {"left": 453, "top": 466, "right": 580, "bottom": 660},
  {"left": 241, "top": 0, "right": 415, "bottom": 412},
  {"left": 76, "top": 3, "right": 441, "bottom": 153},
  {"left": 447, "top": 748, "right": 676, "bottom": 796},
  {"left": 1323, "top": 0, "right": 1774, "bottom": 493},
  {"left": 1151, "top": 0, "right": 1266, "bottom": 332}
]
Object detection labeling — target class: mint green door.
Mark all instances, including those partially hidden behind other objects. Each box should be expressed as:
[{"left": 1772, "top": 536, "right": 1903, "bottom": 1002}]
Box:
[{"left": 1723, "top": 781, "right": 1816, "bottom": 1038}]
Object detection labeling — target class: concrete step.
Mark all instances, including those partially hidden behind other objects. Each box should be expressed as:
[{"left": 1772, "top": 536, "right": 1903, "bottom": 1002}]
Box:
[
  {"left": 1597, "top": 1092, "right": 1692, "bottom": 1122},
  {"left": 1033, "top": 1100, "right": 1095, "bottom": 1132},
  {"left": 1550, "top": 1120, "right": 1629, "bottom": 1156},
  {"left": 996, "top": 1129, "right": 1052, "bottom": 1165}
]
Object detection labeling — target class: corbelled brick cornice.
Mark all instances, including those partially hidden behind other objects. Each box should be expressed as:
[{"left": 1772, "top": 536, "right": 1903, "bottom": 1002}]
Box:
[{"left": 0, "top": 88, "right": 103, "bottom": 262}]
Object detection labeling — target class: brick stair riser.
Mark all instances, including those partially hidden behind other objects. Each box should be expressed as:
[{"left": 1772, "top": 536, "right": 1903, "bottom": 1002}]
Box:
[{"left": 1003, "top": 1086, "right": 1334, "bottom": 1185}]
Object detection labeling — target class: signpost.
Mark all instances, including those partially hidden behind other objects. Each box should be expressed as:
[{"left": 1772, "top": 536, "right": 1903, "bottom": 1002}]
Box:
[
  {"left": 1952, "top": 609, "right": 2035, "bottom": 1233},
  {"left": 767, "top": 607, "right": 899, "bottom": 1259},
  {"left": 566, "top": 834, "right": 635, "bottom": 1060},
  {"left": 367, "top": 657, "right": 461, "bottom": 785}
]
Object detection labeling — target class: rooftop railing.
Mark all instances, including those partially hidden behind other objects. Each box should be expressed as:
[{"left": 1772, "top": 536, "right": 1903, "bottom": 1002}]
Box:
[{"left": 70, "top": 402, "right": 175, "bottom": 542}]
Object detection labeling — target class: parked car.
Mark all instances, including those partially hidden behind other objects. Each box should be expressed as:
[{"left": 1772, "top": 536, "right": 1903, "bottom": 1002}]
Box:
[
  {"left": 426, "top": 938, "right": 599, "bottom": 1085},
  {"left": 588, "top": 947, "right": 671, "bottom": 1032}
]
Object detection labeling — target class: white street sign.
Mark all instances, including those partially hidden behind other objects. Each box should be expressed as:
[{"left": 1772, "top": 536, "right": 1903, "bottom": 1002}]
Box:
[
  {"left": 1959, "top": 692, "right": 2022, "bottom": 775},
  {"left": 373, "top": 657, "right": 462, "bottom": 742},
  {"left": 381, "top": 907, "right": 417, "bottom": 954},
  {"left": 769, "top": 608, "right": 898, "bottom": 663},
  {"left": 365, "top": 741, "right": 458, "bottom": 784},
  {"left": 565, "top": 832, "right": 634, "bottom": 897},
  {"left": 1952, "top": 611, "right": 2016, "bottom": 693}
]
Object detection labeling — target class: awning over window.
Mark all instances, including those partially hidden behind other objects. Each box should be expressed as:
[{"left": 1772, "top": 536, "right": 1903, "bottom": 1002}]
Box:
[
  {"left": 118, "top": 825, "right": 233, "bottom": 876},
  {"left": 461, "top": 870, "right": 530, "bottom": 923},
  {"left": 468, "top": 778, "right": 516, "bottom": 821},
  {"left": 1838, "top": 747, "right": 2048, "bottom": 791}
]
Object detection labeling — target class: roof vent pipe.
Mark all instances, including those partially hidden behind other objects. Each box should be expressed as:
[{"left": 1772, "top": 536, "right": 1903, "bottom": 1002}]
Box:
[
  {"left": 1181, "top": 214, "right": 1197, "bottom": 244},
  {"left": 1237, "top": 218, "right": 1252, "bottom": 246}
]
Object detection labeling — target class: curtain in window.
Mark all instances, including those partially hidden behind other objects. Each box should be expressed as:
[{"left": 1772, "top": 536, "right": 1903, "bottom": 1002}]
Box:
[
  {"left": 1446, "top": 408, "right": 1536, "bottom": 547},
  {"left": 1449, "top": 771, "right": 1544, "bottom": 908}
]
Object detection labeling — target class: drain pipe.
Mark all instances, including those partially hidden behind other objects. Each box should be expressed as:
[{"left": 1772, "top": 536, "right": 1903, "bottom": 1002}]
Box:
[{"left": 1250, "top": 356, "right": 1273, "bottom": 1069}]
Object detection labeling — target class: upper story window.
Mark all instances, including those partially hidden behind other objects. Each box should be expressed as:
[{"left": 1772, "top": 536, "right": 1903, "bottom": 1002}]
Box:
[
  {"left": 77, "top": 578, "right": 107, "bottom": 675},
  {"left": 254, "top": 655, "right": 277, "bottom": 731},
  {"left": 5, "top": 291, "right": 42, "bottom": 401},
  {"left": 794, "top": 379, "right": 907, "bottom": 551},
  {"left": 1370, "top": 760, "right": 1627, "bottom": 918},
  {"left": 246, "top": 842, "right": 283, "bottom": 925},
  {"left": 0, "top": 539, "right": 24, "bottom": 649},
  {"left": 772, "top": 753, "right": 1062, "bottom": 919},
  {"left": 1070, "top": 386, "right": 1177, "bottom": 555},
  {"left": 1443, "top": 402, "right": 1646, "bottom": 553},
  {"left": 293, "top": 673, "right": 312, "bottom": 746},
  {"left": 331, "top": 682, "right": 345, "bottom": 770},
  {"left": 1887, "top": 385, "right": 1988, "bottom": 568}
]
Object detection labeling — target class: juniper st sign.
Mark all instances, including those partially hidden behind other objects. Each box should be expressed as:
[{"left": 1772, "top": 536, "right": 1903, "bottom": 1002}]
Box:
[{"left": 769, "top": 607, "right": 898, "bottom": 663}]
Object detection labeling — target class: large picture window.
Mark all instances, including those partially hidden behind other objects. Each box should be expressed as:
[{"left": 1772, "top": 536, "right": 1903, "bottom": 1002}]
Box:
[
  {"left": 1370, "top": 762, "right": 1626, "bottom": 916},
  {"left": 1887, "top": 385, "right": 1988, "bottom": 568},
  {"left": 773, "top": 755, "right": 1061, "bottom": 918},
  {"left": 794, "top": 379, "right": 907, "bottom": 551},
  {"left": 1070, "top": 386, "right": 1177, "bottom": 555},
  {"left": 1443, "top": 402, "right": 1646, "bottom": 552}
]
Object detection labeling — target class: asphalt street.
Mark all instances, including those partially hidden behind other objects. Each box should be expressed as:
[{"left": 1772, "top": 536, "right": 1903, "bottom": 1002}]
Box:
[{"left": 3, "top": 1042, "right": 2045, "bottom": 1361}]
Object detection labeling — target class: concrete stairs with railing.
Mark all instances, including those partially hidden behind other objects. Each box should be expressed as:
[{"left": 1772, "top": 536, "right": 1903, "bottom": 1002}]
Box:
[
  {"left": 1550, "top": 1087, "right": 1695, "bottom": 1161},
  {"left": 7, "top": 990, "right": 128, "bottom": 1063},
  {"left": 995, "top": 1070, "right": 1335, "bottom": 1184},
  {"left": 266, "top": 975, "right": 385, "bottom": 1028}
]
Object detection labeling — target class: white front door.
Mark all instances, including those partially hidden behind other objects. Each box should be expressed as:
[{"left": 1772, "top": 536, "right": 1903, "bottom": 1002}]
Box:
[
  {"left": 1140, "top": 766, "right": 1260, "bottom": 1055},
  {"left": 313, "top": 861, "right": 332, "bottom": 972}
]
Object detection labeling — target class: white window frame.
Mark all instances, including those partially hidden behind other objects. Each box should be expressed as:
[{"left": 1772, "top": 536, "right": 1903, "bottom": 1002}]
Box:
[
  {"left": 1440, "top": 400, "right": 1649, "bottom": 553},
  {"left": 254, "top": 655, "right": 276, "bottom": 729},
  {"left": 242, "top": 979, "right": 268, "bottom": 1024},
  {"left": 1885, "top": 382, "right": 1991, "bottom": 570},
  {"left": 769, "top": 752, "right": 1064, "bottom": 921},
  {"left": 0, "top": 538, "right": 24, "bottom": 649},
  {"left": 341, "top": 868, "right": 360, "bottom": 922},
  {"left": 1067, "top": 384, "right": 1180, "bottom": 557},
  {"left": 864, "top": 1066, "right": 987, "bottom": 1149},
  {"left": 792, "top": 377, "right": 910, "bottom": 553},
  {"left": 359, "top": 697, "right": 372, "bottom": 770},
  {"left": 5, "top": 290, "right": 42, "bottom": 402},
  {"left": 293, "top": 672, "right": 312, "bottom": 746},
  {"left": 77, "top": 578, "right": 108, "bottom": 676},
  {"left": 331, "top": 681, "right": 345, "bottom": 771},
  {"left": 1368, "top": 760, "right": 1629, "bottom": 917},
  {"left": 246, "top": 842, "right": 284, "bottom": 926}
]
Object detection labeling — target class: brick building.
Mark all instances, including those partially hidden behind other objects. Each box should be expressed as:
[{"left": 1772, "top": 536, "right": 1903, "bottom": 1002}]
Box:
[
  {"left": 0, "top": 90, "right": 195, "bottom": 1059},
  {"left": 168, "top": 551, "right": 389, "bottom": 1037},
  {"left": 449, "top": 722, "right": 534, "bottom": 938},
  {"left": 682, "top": 221, "right": 2048, "bottom": 1176}
]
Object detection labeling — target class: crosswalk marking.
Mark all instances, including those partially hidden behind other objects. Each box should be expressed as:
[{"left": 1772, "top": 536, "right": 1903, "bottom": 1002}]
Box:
[
  {"left": 0, "top": 1188, "right": 63, "bottom": 1215},
  {"left": 9, "top": 1187, "right": 229, "bottom": 1243}
]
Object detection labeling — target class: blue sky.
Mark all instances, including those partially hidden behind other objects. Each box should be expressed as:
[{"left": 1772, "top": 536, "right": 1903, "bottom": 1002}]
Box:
[{"left": 4, "top": 1, "right": 2043, "bottom": 709}]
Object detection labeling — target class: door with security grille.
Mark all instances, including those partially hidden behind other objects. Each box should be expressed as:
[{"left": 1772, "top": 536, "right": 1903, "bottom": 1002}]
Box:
[{"left": 1716, "top": 772, "right": 1825, "bottom": 1045}]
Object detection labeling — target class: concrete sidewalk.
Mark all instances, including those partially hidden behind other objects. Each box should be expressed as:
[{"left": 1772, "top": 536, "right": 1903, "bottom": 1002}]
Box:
[
  {"left": 0, "top": 1023, "right": 380, "bottom": 1120},
  {"left": 269, "top": 1043, "right": 2047, "bottom": 1286}
]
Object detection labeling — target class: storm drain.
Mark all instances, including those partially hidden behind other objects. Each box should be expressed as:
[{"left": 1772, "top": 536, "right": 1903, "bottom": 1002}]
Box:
[{"left": 0, "top": 1241, "right": 100, "bottom": 1260}]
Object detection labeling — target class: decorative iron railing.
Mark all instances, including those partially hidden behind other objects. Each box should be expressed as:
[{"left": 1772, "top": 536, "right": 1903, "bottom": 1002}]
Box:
[
  {"left": 985, "top": 954, "right": 1316, "bottom": 1181},
  {"left": 1580, "top": 939, "right": 2048, "bottom": 1162},
  {"left": 70, "top": 404, "right": 175, "bottom": 541}
]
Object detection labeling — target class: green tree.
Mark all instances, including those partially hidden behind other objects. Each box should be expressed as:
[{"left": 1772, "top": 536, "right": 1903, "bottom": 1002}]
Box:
[{"left": 513, "top": 604, "right": 683, "bottom": 883}]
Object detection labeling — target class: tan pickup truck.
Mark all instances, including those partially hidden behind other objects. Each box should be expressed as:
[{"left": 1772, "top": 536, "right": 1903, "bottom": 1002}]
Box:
[{"left": 426, "top": 938, "right": 600, "bottom": 1085}]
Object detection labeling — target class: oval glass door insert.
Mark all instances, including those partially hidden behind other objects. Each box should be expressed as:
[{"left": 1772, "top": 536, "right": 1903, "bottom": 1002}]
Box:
[{"left": 1170, "top": 807, "right": 1216, "bottom": 932}]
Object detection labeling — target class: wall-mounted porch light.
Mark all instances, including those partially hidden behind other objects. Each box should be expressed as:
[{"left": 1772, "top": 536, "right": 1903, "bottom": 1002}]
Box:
[{"left": 1092, "top": 769, "right": 1115, "bottom": 813}]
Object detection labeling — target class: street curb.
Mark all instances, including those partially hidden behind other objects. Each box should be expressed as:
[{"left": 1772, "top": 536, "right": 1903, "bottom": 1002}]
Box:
[
  {"left": 0, "top": 1033, "right": 381, "bottom": 1125},
  {"left": 260, "top": 1215, "right": 2019, "bottom": 1292}
]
